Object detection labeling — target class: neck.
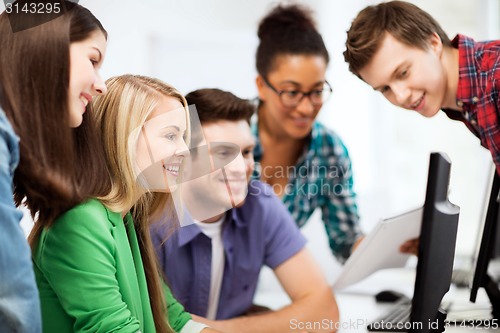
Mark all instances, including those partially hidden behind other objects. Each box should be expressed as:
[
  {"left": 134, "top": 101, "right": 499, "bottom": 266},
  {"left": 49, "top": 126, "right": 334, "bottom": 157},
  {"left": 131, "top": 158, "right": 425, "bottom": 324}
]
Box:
[
  {"left": 441, "top": 47, "right": 461, "bottom": 111},
  {"left": 121, "top": 189, "right": 146, "bottom": 218}
]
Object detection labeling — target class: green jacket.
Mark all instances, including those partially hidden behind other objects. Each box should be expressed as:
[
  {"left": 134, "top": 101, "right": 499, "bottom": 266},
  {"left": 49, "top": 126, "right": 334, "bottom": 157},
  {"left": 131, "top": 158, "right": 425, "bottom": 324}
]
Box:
[{"left": 33, "top": 199, "right": 191, "bottom": 332}]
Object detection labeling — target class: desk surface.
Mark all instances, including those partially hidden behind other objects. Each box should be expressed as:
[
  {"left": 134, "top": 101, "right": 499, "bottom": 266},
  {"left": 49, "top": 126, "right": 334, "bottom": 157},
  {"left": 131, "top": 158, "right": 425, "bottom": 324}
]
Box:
[
  {"left": 255, "top": 266, "right": 500, "bottom": 332},
  {"left": 336, "top": 268, "right": 499, "bottom": 332}
]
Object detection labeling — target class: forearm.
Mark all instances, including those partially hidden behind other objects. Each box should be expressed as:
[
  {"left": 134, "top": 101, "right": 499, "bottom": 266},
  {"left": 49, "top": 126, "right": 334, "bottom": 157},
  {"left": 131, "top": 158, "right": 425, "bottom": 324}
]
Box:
[
  {"left": 0, "top": 131, "right": 41, "bottom": 332},
  {"left": 194, "top": 285, "right": 339, "bottom": 333},
  {"left": 201, "top": 328, "right": 224, "bottom": 333}
]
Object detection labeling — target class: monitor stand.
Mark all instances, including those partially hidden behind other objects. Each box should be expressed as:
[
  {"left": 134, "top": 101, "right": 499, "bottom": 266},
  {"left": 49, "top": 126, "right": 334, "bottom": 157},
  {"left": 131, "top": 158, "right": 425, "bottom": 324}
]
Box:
[{"left": 431, "top": 309, "right": 447, "bottom": 333}]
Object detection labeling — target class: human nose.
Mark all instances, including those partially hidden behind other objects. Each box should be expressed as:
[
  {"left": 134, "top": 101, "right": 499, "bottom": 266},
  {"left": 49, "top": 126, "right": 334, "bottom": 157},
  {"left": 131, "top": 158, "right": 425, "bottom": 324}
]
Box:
[
  {"left": 392, "top": 83, "right": 411, "bottom": 106},
  {"left": 175, "top": 138, "right": 190, "bottom": 158},
  {"left": 226, "top": 154, "right": 246, "bottom": 177},
  {"left": 245, "top": 156, "right": 255, "bottom": 175},
  {"left": 295, "top": 93, "right": 316, "bottom": 114},
  {"left": 93, "top": 72, "right": 107, "bottom": 95}
]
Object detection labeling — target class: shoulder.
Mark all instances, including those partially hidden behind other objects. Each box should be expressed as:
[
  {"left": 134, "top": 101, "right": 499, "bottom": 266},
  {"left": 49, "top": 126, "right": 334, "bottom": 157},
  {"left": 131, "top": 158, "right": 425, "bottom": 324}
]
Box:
[
  {"left": 312, "top": 121, "right": 350, "bottom": 158},
  {"left": 236, "top": 180, "right": 288, "bottom": 220},
  {"left": 0, "top": 108, "right": 19, "bottom": 160},
  {"left": 57, "top": 199, "right": 109, "bottom": 221},
  {"left": 35, "top": 200, "right": 119, "bottom": 269},
  {"left": 238, "top": 180, "right": 295, "bottom": 223},
  {"left": 245, "top": 180, "right": 287, "bottom": 208},
  {"left": 50, "top": 199, "right": 117, "bottom": 235},
  {"left": 457, "top": 35, "right": 500, "bottom": 69},
  {"left": 247, "top": 179, "right": 275, "bottom": 198}
]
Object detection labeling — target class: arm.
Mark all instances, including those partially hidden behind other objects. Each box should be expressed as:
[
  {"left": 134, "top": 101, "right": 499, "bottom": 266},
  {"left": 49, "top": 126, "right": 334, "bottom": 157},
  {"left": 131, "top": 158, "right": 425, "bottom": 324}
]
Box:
[
  {"left": 322, "top": 140, "right": 363, "bottom": 263},
  {"left": 0, "top": 113, "right": 41, "bottom": 333},
  {"left": 35, "top": 204, "right": 142, "bottom": 332},
  {"left": 194, "top": 248, "right": 339, "bottom": 333},
  {"left": 163, "top": 274, "right": 224, "bottom": 333}
]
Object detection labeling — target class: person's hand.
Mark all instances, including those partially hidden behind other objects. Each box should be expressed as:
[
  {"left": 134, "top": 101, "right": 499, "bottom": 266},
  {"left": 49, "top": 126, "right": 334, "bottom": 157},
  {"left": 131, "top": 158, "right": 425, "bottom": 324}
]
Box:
[{"left": 400, "top": 238, "right": 419, "bottom": 256}]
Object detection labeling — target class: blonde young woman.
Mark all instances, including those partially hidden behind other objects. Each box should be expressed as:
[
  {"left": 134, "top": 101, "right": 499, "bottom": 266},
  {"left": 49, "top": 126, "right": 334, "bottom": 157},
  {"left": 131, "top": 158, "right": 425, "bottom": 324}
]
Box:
[{"left": 33, "top": 75, "right": 219, "bottom": 333}]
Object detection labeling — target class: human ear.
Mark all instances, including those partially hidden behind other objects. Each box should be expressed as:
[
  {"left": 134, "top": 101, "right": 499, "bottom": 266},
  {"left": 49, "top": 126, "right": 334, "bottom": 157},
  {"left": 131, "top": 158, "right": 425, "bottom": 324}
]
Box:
[
  {"left": 256, "top": 75, "right": 267, "bottom": 101},
  {"left": 428, "top": 32, "right": 443, "bottom": 56}
]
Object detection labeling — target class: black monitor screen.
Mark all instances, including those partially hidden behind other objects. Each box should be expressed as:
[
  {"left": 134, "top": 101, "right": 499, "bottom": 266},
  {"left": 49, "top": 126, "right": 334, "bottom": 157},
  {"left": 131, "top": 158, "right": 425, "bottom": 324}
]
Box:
[
  {"left": 409, "top": 152, "right": 460, "bottom": 333},
  {"left": 469, "top": 171, "right": 500, "bottom": 319}
]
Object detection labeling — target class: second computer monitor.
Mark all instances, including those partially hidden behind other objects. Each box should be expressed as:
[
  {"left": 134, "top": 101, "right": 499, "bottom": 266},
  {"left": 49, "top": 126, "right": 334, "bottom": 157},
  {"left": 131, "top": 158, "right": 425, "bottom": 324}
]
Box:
[{"left": 469, "top": 171, "right": 500, "bottom": 319}]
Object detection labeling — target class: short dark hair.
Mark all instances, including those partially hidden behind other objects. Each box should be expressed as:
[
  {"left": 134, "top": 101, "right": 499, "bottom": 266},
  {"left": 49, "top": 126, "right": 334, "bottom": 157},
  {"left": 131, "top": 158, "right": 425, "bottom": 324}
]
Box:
[
  {"left": 344, "top": 0, "right": 451, "bottom": 78},
  {"left": 256, "top": 4, "right": 329, "bottom": 78},
  {"left": 185, "top": 88, "right": 254, "bottom": 125}
]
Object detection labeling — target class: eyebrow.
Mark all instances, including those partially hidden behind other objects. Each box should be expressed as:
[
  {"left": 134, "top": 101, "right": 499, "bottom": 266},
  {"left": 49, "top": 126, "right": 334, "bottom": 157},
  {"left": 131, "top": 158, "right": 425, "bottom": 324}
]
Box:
[
  {"left": 160, "top": 125, "right": 180, "bottom": 131},
  {"left": 244, "top": 143, "right": 256, "bottom": 150},
  {"left": 278, "top": 80, "right": 325, "bottom": 88},
  {"left": 211, "top": 144, "right": 237, "bottom": 150},
  {"left": 92, "top": 47, "right": 103, "bottom": 61}
]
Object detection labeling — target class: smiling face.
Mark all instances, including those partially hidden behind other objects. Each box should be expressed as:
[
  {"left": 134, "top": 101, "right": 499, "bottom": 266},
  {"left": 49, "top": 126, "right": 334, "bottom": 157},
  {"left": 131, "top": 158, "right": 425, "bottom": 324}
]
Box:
[
  {"left": 358, "top": 32, "right": 448, "bottom": 118},
  {"left": 68, "top": 30, "right": 108, "bottom": 128},
  {"left": 135, "top": 96, "right": 189, "bottom": 193},
  {"left": 257, "top": 54, "right": 327, "bottom": 139},
  {"left": 203, "top": 120, "right": 255, "bottom": 200},
  {"left": 182, "top": 120, "right": 255, "bottom": 222}
]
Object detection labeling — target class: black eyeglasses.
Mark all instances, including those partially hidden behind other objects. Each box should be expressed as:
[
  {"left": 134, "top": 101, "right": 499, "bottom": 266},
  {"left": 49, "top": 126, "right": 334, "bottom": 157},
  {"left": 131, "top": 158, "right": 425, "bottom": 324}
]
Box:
[{"left": 262, "top": 77, "right": 332, "bottom": 108}]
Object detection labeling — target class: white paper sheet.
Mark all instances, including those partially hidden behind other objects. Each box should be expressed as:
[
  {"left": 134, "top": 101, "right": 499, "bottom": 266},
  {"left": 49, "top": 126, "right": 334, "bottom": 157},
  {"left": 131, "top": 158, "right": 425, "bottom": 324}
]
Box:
[{"left": 333, "top": 207, "right": 423, "bottom": 290}]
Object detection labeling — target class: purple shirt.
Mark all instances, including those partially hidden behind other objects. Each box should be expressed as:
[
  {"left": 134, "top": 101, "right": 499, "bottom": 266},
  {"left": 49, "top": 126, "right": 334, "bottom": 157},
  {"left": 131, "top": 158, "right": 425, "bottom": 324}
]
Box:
[{"left": 151, "top": 180, "right": 307, "bottom": 319}]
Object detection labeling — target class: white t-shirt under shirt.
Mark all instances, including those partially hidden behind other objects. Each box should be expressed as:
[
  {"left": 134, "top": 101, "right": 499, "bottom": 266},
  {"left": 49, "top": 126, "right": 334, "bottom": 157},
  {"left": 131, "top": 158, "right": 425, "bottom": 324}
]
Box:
[{"left": 194, "top": 214, "right": 225, "bottom": 320}]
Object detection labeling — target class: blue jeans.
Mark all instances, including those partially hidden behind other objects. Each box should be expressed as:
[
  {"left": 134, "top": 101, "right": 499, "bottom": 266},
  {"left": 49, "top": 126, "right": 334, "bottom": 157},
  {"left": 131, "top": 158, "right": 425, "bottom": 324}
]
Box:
[{"left": 0, "top": 109, "right": 41, "bottom": 332}]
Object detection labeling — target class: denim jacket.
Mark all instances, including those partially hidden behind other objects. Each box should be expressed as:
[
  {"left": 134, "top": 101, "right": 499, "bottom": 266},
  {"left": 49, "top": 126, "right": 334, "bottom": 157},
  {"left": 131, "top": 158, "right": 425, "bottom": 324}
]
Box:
[{"left": 0, "top": 108, "right": 41, "bottom": 332}]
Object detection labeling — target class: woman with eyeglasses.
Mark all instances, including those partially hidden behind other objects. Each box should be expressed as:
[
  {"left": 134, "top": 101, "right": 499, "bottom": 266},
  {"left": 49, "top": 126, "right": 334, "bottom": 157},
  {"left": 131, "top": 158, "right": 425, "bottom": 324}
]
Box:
[{"left": 253, "top": 4, "right": 364, "bottom": 263}]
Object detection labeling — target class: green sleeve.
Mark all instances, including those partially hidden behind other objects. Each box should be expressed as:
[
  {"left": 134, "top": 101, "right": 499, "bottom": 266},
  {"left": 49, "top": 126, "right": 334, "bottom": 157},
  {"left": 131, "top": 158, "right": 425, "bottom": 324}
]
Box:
[
  {"left": 163, "top": 282, "right": 192, "bottom": 331},
  {"left": 34, "top": 201, "right": 140, "bottom": 332}
]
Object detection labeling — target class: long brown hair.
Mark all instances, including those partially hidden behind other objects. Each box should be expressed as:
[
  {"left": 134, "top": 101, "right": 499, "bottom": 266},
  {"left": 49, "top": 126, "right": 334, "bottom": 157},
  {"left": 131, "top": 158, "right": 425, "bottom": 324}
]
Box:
[
  {"left": 0, "top": 2, "right": 111, "bottom": 241},
  {"left": 93, "top": 75, "right": 190, "bottom": 333}
]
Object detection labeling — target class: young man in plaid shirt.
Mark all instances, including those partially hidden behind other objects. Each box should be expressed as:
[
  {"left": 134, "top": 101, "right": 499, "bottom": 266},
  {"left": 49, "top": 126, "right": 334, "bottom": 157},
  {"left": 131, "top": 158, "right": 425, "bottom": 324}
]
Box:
[{"left": 344, "top": 1, "right": 500, "bottom": 174}]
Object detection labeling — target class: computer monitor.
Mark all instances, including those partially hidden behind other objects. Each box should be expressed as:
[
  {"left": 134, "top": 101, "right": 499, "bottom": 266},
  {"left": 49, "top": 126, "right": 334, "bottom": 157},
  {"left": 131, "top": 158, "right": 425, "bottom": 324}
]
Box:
[
  {"left": 469, "top": 171, "right": 500, "bottom": 320},
  {"left": 408, "top": 152, "right": 460, "bottom": 332},
  {"left": 368, "top": 152, "right": 460, "bottom": 332}
]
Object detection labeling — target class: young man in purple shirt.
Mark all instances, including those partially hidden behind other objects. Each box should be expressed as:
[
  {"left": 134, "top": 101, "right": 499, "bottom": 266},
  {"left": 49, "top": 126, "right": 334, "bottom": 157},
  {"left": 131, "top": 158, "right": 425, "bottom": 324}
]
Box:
[{"left": 151, "top": 88, "right": 338, "bottom": 333}]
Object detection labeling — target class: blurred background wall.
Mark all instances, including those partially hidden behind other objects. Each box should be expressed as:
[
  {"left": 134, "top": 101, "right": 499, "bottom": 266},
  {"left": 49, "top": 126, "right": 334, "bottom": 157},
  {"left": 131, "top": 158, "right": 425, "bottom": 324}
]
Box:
[{"left": 2, "top": 0, "right": 499, "bottom": 281}]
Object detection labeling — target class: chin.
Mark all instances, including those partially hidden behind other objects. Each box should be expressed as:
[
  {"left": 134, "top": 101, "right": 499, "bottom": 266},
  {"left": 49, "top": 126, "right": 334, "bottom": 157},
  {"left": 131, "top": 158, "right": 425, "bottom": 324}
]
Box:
[
  {"left": 69, "top": 118, "right": 83, "bottom": 128},
  {"left": 233, "top": 194, "right": 247, "bottom": 207},
  {"left": 288, "top": 128, "right": 311, "bottom": 140},
  {"left": 419, "top": 107, "right": 440, "bottom": 118}
]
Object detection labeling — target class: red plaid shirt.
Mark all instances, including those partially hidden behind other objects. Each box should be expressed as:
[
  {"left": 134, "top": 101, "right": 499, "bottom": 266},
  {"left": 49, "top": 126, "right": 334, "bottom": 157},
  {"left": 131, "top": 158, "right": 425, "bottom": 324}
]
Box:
[{"left": 442, "top": 34, "right": 500, "bottom": 174}]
